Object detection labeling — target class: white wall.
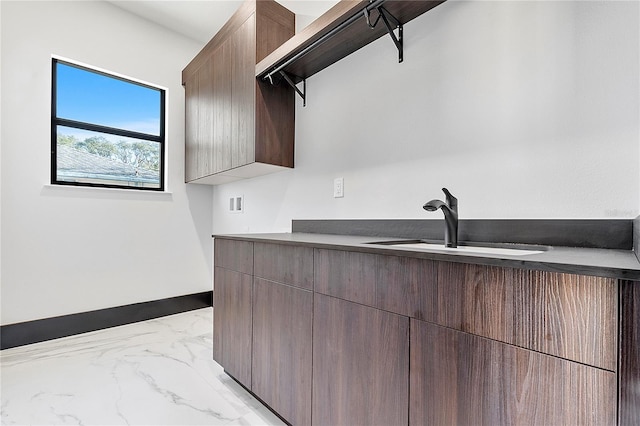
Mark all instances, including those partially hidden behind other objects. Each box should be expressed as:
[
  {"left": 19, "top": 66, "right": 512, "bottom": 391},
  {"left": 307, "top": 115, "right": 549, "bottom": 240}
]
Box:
[
  {"left": 1, "top": 1, "right": 213, "bottom": 324},
  {"left": 212, "top": 0, "right": 639, "bottom": 235}
]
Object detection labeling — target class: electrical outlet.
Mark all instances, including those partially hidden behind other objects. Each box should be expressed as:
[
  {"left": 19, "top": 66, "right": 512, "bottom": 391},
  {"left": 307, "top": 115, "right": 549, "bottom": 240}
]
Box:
[
  {"left": 229, "top": 195, "right": 244, "bottom": 213},
  {"left": 333, "top": 177, "right": 344, "bottom": 198}
]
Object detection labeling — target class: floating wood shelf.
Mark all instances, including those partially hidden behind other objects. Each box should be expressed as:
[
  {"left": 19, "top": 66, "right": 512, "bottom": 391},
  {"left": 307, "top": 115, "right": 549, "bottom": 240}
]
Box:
[{"left": 256, "top": 0, "right": 447, "bottom": 84}]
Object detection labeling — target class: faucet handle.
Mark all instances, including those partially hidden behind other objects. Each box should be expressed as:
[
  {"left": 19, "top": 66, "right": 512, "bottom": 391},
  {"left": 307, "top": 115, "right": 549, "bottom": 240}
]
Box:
[{"left": 442, "top": 188, "right": 458, "bottom": 213}]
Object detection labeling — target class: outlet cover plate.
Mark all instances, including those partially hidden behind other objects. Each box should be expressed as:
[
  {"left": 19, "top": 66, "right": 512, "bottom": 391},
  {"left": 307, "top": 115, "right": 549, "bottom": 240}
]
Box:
[{"left": 229, "top": 195, "right": 244, "bottom": 213}]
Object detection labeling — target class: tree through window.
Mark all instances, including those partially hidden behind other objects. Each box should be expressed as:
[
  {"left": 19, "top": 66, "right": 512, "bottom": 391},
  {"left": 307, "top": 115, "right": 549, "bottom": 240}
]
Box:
[{"left": 51, "top": 58, "right": 166, "bottom": 190}]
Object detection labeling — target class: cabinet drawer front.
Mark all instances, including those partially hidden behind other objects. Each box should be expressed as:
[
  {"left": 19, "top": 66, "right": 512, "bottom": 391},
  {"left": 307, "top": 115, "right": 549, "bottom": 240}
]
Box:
[
  {"left": 432, "top": 262, "right": 618, "bottom": 370},
  {"left": 410, "top": 319, "right": 617, "bottom": 425},
  {"left": 314, "top": 248, "right": 377, "bottom": 306},
  {"left": 214, "top": 238, "right": 253, "bottom": 274},
  {"left": 254, "top": 242, "right": 313, "bottom": 290},
  {"left": 315, "top": 248, "right": 440, "bottom": 318}
]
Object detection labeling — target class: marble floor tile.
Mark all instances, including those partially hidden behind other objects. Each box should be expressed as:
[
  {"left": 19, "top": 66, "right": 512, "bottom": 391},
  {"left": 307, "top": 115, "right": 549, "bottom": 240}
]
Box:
[{"left": 0, "top": 308, "right": 286, "bottom": 425}]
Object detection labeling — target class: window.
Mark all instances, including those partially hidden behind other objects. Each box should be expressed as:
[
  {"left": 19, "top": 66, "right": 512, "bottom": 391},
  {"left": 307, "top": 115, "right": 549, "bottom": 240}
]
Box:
[{"left": 51, "top": 58, "right": 166, "bottom": 190}]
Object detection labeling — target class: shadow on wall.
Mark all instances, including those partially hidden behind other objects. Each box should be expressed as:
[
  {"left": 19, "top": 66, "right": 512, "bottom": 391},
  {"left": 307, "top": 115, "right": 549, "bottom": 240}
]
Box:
[{"left": 186, "top": 183, "right": 214, "bottom": 274}]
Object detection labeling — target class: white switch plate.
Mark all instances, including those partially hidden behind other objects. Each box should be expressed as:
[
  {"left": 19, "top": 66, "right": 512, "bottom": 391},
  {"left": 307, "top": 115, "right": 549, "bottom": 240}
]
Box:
[
  {"left": 229, "top": 195, "right": 244, "bottom": 213},
  {"left": 333, "top": 177, "right": 344, "bottom": 198}
]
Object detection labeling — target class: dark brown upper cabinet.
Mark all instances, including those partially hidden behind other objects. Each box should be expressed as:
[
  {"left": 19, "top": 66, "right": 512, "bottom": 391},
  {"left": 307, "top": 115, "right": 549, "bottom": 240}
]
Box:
[{"left": 183, "top": 0, "right": 295, "bottom": 185}]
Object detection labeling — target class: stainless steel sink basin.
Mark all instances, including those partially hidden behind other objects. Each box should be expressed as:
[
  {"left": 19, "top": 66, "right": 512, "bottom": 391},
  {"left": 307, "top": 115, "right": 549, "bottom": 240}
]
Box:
[{"left": 366, "top": 240, "right": 548, "bottom": 256}]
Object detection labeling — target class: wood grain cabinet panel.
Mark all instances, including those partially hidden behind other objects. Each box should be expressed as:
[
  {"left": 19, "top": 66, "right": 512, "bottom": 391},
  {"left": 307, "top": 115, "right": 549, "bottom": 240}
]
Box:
[
  {"left": 214, "top": 240, "right": 629, "bottom": 425},
  {"left": 314, "top": 248, "right": 437, "bottom": 314},
  {"left": 213, "top": 238, "right": 254, "bottom": 388},
  {"left": 214, "top": 238, "right": 253, "bottom": 274},
  {"left": 183, "top": 0, "right": 294, "bottom": 185},
  {"left": 315, "top": 249, "right": 617, "bottom": 369},
  {"left": 184, "top": 56, "right": 215, "bottom": 182},
  {"left": 230, "top": 14, "right": 255, "bottom": 169},
  {"left": 254, "top": 242, "right": 313, "bottom": 290},
  {"left": 375, "top": 254, "right": 437, "bottom": 318},
  {"left": 184, "top": 65, "right": 197, "bottom": 182},
  {"left": 410, "top": 319, "right": 617, "bottom": 426},
  {"left": 213, "top": 267, "right": 252, "bottom": 387},
  {"left": 252, "top": 278, "right": 313, "bottom": 426},
  {"left": 620, "top": 280, "right": 640, "bottom": 425},
  {"left": 313, "top": 293, "right": 409, "bottom": 426},
  {"left": 435, "top": 262, "right": 617, "bottom": 370},
  {"left": 212, "top": 37, "right": 232, "bottom": 174},
  {"left": 522, "top": 269, "right": 617, "bottom": 371},
  {"left": 314, "top": 248, "right": 377, "bottom": 305}
]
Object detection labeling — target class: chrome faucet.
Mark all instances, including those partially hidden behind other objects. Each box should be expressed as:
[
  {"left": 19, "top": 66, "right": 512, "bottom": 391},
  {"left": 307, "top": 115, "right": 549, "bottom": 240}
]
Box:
[{"left": 423, "top": 188, "right": 458, "bottom": 248}]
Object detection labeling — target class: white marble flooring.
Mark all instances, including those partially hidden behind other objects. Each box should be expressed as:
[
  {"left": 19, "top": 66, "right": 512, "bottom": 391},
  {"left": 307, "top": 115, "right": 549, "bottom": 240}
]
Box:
[{"left": 0, "top": 308, "right": 286, "bottom": 425}]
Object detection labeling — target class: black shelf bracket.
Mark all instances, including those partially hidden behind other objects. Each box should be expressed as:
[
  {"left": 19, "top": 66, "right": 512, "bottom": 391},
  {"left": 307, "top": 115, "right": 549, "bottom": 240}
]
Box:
[
  {"left": 364, "top": 5, "right": 403, "bottom": 63},
  {"left": 262, "top": 0, "right": 409, "bottom": 105},
  {"left": 278, "top": 71, "right": 306, "bottom": 107}
]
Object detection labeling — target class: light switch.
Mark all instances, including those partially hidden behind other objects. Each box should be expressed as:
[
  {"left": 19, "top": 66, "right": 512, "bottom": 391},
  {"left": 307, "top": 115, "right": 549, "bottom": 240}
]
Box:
[{"left": 333, "top": 177, "right": 344, "bottom": 198}]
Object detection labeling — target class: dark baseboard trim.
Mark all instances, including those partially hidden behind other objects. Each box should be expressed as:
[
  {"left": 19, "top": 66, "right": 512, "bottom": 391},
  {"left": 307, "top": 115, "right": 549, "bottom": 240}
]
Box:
[
  {"left": 0, "top": 291, "right": 213, "bottom": 350},
  {"left": 225, "top": 371, "right": 292, "bottom": 426}
]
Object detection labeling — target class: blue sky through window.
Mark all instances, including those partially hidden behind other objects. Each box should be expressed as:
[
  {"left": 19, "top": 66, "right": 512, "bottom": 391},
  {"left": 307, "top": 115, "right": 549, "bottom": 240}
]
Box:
[{"left": 56, "top": 62, "right": 161, "bottom": 136}]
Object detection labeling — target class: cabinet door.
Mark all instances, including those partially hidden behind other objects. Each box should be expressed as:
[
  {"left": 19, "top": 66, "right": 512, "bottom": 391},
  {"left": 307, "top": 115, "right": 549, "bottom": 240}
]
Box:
[
  {"left": 620, "top": 280, "right": 640, "bottom": 425},
  {"left": 231, "top": 14, "right": 256, "bottom": 168},
  {"left": 183, "top": 71, "right": 198, "bottom": 182},
  {"left": 313, "top": 294, "right": 409, "bottom": 426},
  {"left": 252, "top": 277, "right": 313, "bottom": 425},
  {"left": 213, "top": 266, "right": 252, "bottom": 387},
  {"left": 212, "top": 39, "right": 232, "bottom": 174},
  {"left": 184, "top": 56, "right": 215, "bottom": 182},
  {"left": 410, "top": 319, "right": 616, "bottom": 425},
  {"left": 182, "top": 16, "right": 243, "bottom": 179},
  {"left": 182, "top": 0, "right": 295, "bottom": 183}
]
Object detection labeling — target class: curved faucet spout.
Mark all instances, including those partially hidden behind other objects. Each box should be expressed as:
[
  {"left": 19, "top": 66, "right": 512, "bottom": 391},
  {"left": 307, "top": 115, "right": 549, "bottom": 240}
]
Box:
[
  {"left": 423, "top": 199, "right": 448, "bottom": 212},
  {"left": 423, "top": 188, "right": 459, "bottom": 248}
]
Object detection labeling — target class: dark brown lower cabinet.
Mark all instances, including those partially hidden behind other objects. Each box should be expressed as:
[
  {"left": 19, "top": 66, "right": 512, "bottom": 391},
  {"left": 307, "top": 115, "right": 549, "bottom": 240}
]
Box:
[
  {"left": 410, "top": 319, "right": 617, "bottom": 425},
  {"left": 213, "top": 266, "right": 252, "bottom": 386},
  {"left": 213, "top": 239, "right": 635, "bottom": 426},
  {"left": 252, "top": 277, "right": 313, "bottom": 426},
  {"left": 620, "top": 280, "right": 640, "bottom": 424},
  {"left": 313, "top": 293, "right": 409, "bottom": 426}
]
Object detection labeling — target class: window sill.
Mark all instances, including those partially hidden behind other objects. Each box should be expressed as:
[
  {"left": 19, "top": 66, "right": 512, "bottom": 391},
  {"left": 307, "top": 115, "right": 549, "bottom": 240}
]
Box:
[{"left": 42, "top": 184, "right": 174, "bottom": 200}]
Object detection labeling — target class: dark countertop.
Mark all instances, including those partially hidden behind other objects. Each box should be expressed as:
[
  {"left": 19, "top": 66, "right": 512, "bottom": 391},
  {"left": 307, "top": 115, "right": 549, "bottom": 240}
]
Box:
[{"left": 213, "top": 232, "right": 640, "bottom": 281}]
